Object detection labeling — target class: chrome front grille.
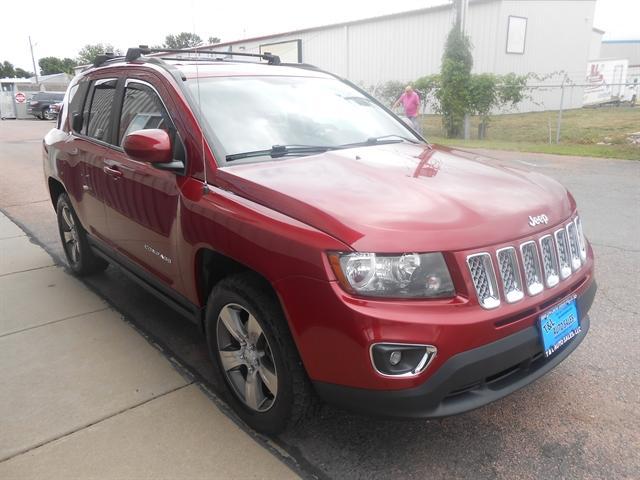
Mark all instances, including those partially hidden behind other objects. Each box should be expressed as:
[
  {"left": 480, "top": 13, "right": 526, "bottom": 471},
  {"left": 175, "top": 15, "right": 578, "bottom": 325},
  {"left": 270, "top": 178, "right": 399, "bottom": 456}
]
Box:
[
  {"left": 467, "top": 253, "right": 500, "bottom": 309},
  {"left": 466, "top": 217, "right": 587, "bottom": 307},
  {"left": 539, "top": 235, "right": 560, "bottom": 287},
  {"left": 520, "top": 241, "right": 544, "bottom": 295},
  {"left": 496, "top": 247, "right": 524, "bottom": 303}
]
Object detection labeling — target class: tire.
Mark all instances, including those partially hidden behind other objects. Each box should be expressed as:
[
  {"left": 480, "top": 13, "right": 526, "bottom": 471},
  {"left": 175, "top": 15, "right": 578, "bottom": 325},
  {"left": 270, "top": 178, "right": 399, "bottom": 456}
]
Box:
[
  {"left": 56, "top": 193, "right": 108, "bottom": 275},
  {"left": 43, "top": 108, "right": 55, "bottom": 121},
  {"left": 205, "top": 272, "right": 314, "bottom": 434}
]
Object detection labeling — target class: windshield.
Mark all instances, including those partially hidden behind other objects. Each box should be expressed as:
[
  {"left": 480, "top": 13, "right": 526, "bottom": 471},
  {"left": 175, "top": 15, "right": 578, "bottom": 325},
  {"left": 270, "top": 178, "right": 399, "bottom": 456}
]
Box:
[{"left": 187, "top": 75, "right": 421, "bottom": 162}]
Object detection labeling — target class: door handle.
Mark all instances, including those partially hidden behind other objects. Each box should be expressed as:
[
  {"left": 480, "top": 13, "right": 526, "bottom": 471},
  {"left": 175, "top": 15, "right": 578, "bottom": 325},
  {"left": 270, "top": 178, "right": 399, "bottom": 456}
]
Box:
[{"left": 104, "top": 165, "right": 123, "bottom": 179}]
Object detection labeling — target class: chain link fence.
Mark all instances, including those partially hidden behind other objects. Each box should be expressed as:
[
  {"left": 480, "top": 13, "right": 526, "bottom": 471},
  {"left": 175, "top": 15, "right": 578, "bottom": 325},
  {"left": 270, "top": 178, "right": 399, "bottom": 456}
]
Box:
[{"left": 366, "top": 80, "right": 639, "bottom": 155}]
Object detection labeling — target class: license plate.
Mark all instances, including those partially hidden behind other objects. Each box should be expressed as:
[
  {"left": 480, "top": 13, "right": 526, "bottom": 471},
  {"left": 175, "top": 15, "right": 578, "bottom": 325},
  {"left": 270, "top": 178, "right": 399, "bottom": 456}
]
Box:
[{"left": 538, "top": 295, "right": 580, "bottom": 358}]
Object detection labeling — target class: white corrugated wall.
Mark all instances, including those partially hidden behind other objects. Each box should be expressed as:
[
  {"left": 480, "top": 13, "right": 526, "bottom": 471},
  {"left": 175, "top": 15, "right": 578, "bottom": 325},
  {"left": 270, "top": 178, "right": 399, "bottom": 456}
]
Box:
[{"left": 219, "top": 0, "right": 597, "bottom": 112}]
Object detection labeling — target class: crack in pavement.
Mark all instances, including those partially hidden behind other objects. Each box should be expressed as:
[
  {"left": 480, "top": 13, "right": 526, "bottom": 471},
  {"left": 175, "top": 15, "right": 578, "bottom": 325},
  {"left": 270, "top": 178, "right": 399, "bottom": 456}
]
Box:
[
  {"left": 0, "top": 383, "right": 194, "bottom": 464},
  {"left": 598, "top": 288, "right": 639, "bottom": 316},
  {"left": 2, "top": 199, "right": 50, "bottom": 209},
  {"left": 0, "top": 307, "right": 110, "bottom": 338},
  {"left": 0, "top": 264, "right": 54, "bottom": 278},
  {"left": 591, "top": 242, "right": 640, "bottom": 255}
]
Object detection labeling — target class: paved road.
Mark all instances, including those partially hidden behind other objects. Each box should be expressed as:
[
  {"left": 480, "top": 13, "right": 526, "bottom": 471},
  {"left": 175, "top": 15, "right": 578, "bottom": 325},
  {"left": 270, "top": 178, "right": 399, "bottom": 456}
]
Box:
[{"left": 2, "top": 120, "right": 639, "bottom": 479}]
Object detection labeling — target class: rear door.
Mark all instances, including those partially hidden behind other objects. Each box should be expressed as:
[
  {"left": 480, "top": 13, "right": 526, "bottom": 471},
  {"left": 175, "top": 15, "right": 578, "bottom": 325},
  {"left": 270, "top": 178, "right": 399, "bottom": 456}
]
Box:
[{"left": 102, "top": 78, "right": 184, "bottom": 288}]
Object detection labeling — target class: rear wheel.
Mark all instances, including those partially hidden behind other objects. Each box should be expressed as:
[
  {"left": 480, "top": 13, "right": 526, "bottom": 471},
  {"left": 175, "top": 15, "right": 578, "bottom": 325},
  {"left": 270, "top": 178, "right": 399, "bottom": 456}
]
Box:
[
  {"left": 56, "top": 193, "right": 108, "bottom": 275},
  {"left": 205, "top": 273, "right": 314, "bottom": 434},
  {"left": 43, "top": 108, "right": 55, "bottom": 120}
]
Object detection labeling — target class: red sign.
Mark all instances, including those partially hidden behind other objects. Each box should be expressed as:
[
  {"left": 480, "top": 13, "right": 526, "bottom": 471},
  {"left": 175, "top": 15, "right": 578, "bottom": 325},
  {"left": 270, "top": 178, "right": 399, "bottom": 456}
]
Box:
[{"left": 15, "top": 92, "right": 26, "bottom": 104}]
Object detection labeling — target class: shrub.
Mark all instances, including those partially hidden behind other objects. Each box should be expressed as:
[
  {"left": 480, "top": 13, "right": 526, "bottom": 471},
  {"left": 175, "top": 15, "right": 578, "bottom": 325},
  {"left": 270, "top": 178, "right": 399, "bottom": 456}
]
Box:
[{"left": 437, "top": 25, "right": 473, "bottom": 137}]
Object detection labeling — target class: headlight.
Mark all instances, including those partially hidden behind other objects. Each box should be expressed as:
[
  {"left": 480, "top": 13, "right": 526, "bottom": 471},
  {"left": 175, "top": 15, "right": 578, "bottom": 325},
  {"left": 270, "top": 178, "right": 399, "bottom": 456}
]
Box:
[{"left": 328, "top": 252, "right": 455, "bottom": 298}]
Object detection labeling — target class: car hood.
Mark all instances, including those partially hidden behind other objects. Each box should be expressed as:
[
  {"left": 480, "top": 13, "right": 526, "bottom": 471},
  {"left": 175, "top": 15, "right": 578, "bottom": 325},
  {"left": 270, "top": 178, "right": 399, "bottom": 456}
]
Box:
[{"left": 215, "top": 143, "right": 575, "bottom": 252}]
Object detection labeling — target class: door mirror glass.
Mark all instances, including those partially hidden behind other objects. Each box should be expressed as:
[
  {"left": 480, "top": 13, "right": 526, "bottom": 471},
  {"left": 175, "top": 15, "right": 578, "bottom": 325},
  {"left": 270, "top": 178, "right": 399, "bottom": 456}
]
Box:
[{"left": 122, "top": 129, "right": 173, "bottom": 164}]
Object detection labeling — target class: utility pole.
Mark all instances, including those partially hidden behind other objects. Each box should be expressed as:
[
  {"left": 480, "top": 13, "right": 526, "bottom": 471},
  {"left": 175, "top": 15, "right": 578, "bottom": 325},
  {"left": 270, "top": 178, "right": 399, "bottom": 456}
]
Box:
[
  {"left": 457, "top": 0, "right": 471, "bottom": 139},
  {"left": 29, "top": 36, "right": 39, "bottom": 84},
  {"left": 556, "top": 74, "right": 567, "bottom": 144},
  {"left": 460, "top": 0, "right": 469, "bottom": 35}
]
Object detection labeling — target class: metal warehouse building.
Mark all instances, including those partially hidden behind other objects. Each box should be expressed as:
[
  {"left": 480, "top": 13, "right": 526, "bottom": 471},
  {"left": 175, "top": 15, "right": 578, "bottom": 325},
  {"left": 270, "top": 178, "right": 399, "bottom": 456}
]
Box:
[{"left": 208, "top": 0, "right": 600, "bottom": 112}]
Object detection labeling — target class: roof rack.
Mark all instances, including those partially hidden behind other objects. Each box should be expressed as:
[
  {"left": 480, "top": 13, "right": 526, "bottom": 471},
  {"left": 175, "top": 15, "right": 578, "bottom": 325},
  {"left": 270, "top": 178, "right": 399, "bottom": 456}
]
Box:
[
  {"left": 125, "top": 45, "right": 281, "bottom": 65},
  {"left": 93, "top": 52, "right": 124, "bottom": 67}
]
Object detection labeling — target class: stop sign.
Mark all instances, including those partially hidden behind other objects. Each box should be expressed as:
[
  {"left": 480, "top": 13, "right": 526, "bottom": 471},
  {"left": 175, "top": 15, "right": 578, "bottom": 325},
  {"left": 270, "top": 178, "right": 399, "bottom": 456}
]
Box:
[{"left": 15, "top": 92, "right": 26, "bottom": 104}]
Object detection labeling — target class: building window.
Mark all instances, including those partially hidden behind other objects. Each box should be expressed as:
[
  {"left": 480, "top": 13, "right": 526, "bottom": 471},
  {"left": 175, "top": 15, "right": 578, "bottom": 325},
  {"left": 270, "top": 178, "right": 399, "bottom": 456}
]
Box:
[{"left": 506, "top": 16, "right": 527, "bottom": 54}]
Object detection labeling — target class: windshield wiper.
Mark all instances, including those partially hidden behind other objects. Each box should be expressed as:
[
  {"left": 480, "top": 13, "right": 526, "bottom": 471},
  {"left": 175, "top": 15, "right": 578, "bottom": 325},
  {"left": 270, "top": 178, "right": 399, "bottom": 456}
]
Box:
[
  {"left": 335, "top": 134, "right": 420, "bottom": 150},
  {"left": 226, "top": 144, "right": 335, "bottom": 162}
]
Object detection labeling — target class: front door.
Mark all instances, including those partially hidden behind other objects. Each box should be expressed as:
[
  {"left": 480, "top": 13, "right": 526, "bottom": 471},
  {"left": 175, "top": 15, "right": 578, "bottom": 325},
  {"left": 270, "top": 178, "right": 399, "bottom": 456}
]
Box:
[
  {"left": 103, "top": 78, "right": 183, "bottom": 289},
  {"left": 64, "top": 78, "right": 118, "bottom": 241}
]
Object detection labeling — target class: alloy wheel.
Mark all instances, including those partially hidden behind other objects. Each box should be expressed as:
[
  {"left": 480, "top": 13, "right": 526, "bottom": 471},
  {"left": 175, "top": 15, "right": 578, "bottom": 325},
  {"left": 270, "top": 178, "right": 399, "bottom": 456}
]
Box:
[
  {"left": 216, "top": 303, "right": 278, "bottom": 412},
  {"left": 60, "top": 204, "right": 80, "bottom": 265}
]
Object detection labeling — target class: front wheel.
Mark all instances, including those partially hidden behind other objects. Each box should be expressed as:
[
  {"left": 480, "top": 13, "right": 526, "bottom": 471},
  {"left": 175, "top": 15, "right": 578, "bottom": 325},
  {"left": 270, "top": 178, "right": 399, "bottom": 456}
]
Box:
[
  {"left": 56, "top": 193, "right": 108, "bottom": 275},
  {"left": 205, "top": 273, "right": 314, "bottom": 434}
]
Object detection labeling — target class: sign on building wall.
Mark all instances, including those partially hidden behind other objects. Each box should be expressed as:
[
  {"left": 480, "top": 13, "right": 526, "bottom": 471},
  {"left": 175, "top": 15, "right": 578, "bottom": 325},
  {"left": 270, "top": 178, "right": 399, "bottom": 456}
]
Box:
[
  {"left": 506, "top": 16, "right": 527, "bottom": 54},
  {"left": 259, "top": 40, "right": 302, "bottom": 63}
]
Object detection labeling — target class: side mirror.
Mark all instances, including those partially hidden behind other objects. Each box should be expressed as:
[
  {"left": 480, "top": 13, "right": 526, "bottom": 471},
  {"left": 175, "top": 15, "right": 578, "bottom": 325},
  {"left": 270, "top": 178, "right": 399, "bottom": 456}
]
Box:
[
  {"left": 122, "top": 129, "right": 173, "bottom": 164},
  {"left": 72, "top": 112, "right": 83, "bottom": 132}
]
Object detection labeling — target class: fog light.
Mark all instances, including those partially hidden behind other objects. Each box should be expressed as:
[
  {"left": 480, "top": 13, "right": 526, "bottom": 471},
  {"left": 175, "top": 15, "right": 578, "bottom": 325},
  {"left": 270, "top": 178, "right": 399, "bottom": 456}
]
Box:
[
  {"left": 389, "top": 351, "right": 402, "bottom": 366},
  {"left": 370, "top": 343, "right": 437, "bottom": 377}
]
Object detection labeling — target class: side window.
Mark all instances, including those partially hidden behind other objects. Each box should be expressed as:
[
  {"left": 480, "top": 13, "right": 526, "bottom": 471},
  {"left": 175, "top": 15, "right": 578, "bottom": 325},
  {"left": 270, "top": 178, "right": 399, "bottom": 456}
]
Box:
[
  {"left": 118, "top": 82, "right": 170, "bottom": 145},
  {"left": 68, "top": 82, "right": 88, "bottom": 133},
  {"left": 85, "top": 79, "right": 117, "bottom": 142}
]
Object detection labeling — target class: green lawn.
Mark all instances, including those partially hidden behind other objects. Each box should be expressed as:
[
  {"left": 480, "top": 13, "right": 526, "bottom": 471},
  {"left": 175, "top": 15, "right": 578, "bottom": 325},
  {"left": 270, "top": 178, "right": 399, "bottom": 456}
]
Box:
[{"left": 420, "top": 107, "right": 640, "bottom": 160}]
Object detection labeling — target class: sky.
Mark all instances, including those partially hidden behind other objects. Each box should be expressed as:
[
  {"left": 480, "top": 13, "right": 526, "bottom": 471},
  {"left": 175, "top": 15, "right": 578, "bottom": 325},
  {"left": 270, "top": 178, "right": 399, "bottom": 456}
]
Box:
[{"left": 0, "top": 0, "right": 637, "bottom": 72}]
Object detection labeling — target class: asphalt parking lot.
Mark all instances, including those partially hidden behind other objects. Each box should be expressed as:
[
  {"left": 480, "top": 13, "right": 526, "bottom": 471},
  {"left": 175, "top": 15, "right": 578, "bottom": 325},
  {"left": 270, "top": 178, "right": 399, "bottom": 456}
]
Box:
[{"left": 1, "top": 119, "right": 638, "bottom": 479}]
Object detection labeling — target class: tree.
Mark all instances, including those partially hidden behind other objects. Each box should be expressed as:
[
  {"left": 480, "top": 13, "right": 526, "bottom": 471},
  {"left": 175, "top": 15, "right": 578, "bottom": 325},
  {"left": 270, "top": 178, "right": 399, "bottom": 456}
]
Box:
[
  {"left": 14, "top": 67, "right": 33, "bottom": 78},
  {"left": 39, "top": 56, "right": 77, "bottom": 75},
  {"left": 375, "top": 80, "right": 407, "bottom": 107},
  {"left": 207, "top": 36, "right": 221, "bottom": 45},
  {"left": 163, "top": 32, "right": 203, "bottom": 49},
  {"left": 77, "top": 44, "right": 120, "bottom": 65},
  {"left": 0, "top": 60, "right": 15, "bottom": 78},
  {"left": 437, "top": 24, "right": 473, "bottom": 137},
  {"left": 468, "top": 73, "right": 528, "bottom": 139},
  {"left": 413, "top": 74, "right": 441, "bottom": 113},
  {"left": 468, "top": 73, "right": 498, "bottom": 139},
  {"left": 0, "top": 61, "right": 32, "bottom": 78}
]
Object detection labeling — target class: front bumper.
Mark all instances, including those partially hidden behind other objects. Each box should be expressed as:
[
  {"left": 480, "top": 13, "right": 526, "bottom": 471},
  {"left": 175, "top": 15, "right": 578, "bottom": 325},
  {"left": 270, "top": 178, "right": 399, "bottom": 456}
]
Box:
[{"left": 313, "top": 279, "right": 596, "bottom": 418}]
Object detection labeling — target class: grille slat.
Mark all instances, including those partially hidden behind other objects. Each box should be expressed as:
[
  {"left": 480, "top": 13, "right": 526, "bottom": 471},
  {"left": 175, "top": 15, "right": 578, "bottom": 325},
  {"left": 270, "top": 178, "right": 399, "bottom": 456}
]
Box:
[
  {"left": 539, "top": 235, "right": 560, "bottom": 288},
  {"left": 566, "top": 222, "right": 582, "bottom": 271},
  {"left": 574, "top": 217, "right": 587, "bottom": 261},
  {"left": 554, "top": 228, "right": 572, "bottom": 279},
  {"left": 496, "top": 247, "right": 524, "bottom": 303},
  {"left": 467, "top": 253, "right": 500, "bottom": 309},
  {"left": 520, "top": 241, "right": 544, "bottom": 296}
]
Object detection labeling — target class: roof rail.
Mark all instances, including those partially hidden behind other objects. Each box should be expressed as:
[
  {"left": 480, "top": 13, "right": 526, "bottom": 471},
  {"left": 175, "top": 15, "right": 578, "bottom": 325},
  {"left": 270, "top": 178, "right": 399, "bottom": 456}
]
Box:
[{"left": 125, "top": 45, "right": 281, "bottom": 65}]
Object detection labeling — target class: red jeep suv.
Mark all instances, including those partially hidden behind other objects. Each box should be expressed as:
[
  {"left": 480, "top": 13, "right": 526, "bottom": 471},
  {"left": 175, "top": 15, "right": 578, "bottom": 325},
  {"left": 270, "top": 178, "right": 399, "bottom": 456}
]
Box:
[{"left": 43, "top": 47, "right": 596, "bottom": 434}]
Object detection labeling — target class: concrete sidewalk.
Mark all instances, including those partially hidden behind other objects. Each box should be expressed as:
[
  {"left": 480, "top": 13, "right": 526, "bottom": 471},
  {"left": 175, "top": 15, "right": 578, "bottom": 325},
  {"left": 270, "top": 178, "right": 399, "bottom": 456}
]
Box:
[{"left": 0, "top": 212, "right": 298, "bottom": 479}]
